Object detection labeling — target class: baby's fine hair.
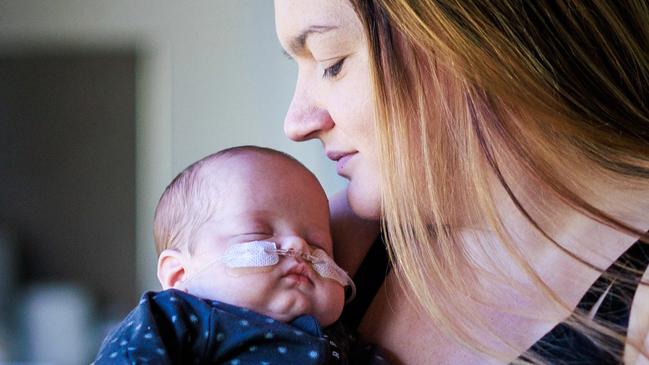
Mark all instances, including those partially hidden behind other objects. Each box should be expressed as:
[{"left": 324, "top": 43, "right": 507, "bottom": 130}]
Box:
[{"left": 153, "top": 145, "right": 309, "bottom": 255}]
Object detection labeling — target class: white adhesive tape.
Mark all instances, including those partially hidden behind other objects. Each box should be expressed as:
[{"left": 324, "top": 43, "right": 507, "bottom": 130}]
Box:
[{"left": 221, "top": 241, "right": 356, "bottom": 300}]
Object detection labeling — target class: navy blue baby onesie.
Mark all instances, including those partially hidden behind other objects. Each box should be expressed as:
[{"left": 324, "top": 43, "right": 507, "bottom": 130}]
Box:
[{"left": 94, "top": 289, "right": 387, "bottom": 365}]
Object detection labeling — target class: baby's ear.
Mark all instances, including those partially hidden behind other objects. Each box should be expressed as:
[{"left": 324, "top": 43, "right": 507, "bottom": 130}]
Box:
[{"left": 157, "top": 249, "right": 188, "bottom": 291}]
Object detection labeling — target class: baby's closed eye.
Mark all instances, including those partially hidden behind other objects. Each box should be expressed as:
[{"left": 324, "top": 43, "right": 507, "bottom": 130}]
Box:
[{"left": 234, "top": 232, "right": 273, "bottom": 242}]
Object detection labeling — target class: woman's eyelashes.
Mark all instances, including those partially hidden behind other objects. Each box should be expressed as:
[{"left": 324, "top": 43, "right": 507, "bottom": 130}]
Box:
[{"left": 322, "top": 57, "right": 346, "bottom": 79}]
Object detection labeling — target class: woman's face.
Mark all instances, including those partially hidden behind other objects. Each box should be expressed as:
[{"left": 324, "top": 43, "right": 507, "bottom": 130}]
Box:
[{"left": 275, "top": 0, "right": 381, "bottom": 219}]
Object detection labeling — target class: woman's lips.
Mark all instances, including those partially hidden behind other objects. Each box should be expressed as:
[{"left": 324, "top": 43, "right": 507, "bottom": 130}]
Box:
[
  {"left": 326, "top": 151, "right": 357, "bottom": 176},
  {"left": 336, "top": 154, "right": 354, "bottom": 175}
]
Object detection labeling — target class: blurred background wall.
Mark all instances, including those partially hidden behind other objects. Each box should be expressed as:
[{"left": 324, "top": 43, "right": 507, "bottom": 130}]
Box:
[{"left": 0, "top": 1, "right": 345, "bottom": 363}]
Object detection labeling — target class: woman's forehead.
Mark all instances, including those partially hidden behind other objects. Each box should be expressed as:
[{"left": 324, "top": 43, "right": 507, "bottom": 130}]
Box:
[
  {"left": 274, "top": 0, "right": 360, "bottom": 47},
  {"left": 275, "top": 0, "right": 353, "bottom": 25}
]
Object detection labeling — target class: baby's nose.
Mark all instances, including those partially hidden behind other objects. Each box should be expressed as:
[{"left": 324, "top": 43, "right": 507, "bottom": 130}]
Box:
[{"left": 280, "top": 237, "right": 311, "bottom": 257}]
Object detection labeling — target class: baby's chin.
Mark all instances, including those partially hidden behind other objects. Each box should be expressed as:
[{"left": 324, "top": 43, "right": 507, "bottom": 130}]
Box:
[
  {"left": 258, "top": 308, "right": 337, "bottom": 327},
  {"left": 263, "top": 301, "right": 312, "bottom": 322},
  {"left": 257, "top": 296, "right": 321, "bottom": 322},
  {"left": 256, "top": 309, "right": 298, "bottom": 323},
  {"left": 262, "top": 303, "right": 342, "bottom": 327}
]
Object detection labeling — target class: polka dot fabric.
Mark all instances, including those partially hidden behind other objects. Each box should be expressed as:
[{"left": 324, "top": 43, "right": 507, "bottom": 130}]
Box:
[{"left": 93, "top": 289, "right": 366, "bottom": 364}]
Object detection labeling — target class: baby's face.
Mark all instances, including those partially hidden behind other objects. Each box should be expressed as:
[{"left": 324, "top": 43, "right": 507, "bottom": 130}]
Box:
[{"left": 180, "top": 153, "right": 344, "bottom": 326}]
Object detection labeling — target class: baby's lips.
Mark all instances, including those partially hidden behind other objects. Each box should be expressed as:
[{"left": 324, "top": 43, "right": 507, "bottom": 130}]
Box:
[{"left": 282, "top": 261, "right": 315, "bottom": 286}]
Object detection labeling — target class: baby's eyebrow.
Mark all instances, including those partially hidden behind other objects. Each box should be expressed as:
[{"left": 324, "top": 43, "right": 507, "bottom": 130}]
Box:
[{"left": 287, "top": 25, "right": 338, "bottom": 56}]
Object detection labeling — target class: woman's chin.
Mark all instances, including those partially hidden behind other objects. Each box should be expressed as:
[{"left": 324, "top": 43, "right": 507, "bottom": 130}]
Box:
[{"left": 347, "top": 183, "right": 381, "bottom": 220}]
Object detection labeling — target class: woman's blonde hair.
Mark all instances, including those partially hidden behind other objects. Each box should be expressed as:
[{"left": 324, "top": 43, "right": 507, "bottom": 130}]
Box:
[{"left": 349, "top": 0, "right": 649, "bottom": 363}]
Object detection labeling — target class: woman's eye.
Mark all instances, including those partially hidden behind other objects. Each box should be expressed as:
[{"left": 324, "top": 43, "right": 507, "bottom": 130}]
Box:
[{"left": 322, "top": 57, "right": 346, "bottom": 79}]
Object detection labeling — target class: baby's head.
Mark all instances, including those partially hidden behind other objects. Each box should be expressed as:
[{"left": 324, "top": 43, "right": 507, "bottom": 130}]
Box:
[{"left": 153, "top": 146, "right": 345, "bottom": 326}]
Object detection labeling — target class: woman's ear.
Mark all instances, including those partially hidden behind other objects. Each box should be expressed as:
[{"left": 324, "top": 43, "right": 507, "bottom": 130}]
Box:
[{"left": 157, "top": 249, "right": 188, "bottom": 291}]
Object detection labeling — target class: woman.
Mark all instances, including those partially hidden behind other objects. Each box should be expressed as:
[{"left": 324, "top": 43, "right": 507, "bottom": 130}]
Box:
[{"left": 274, "top": 0, "right": 649, "bottom": 364}]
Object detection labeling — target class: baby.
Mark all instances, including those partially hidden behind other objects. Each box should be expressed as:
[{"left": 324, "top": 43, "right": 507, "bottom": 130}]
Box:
[{"left": 94, "top": 146, "right": 388, "bottom": 364}]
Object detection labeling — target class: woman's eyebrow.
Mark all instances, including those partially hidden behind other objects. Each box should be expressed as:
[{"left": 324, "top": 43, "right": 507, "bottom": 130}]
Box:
[{"left": 288, "top": 25, "right": 338, "bottom": 56}]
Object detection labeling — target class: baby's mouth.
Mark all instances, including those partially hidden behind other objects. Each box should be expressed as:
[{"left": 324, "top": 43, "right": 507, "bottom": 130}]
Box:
[{"left": 282, "top": 262, "right": 314, "bottom": 286}]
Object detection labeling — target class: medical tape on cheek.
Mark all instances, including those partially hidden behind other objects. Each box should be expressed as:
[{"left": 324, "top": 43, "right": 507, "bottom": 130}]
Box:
[
  {"left": 177, "top": 241, "right": 277, "bottom": 286},
  {"left": 220, "top": 241, "right": 279, "bottom": 268},
  {"left": 221, "top": 241, "right": 357, "bottom": 301},
  {"left": 311, "top": 249, "right": 357, "bottom": 302}
]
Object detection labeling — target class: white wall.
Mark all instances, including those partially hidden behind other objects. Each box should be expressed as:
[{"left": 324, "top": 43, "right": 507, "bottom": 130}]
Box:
[{"left": 0, "top": 1, "right": 345, "bottom": 294}]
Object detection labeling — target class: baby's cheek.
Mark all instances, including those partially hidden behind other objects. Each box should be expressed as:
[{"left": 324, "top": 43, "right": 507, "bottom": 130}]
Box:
[
  {"left": 318, "top": 282, "right": 346, "bottom": 326},
  {"left": 213, "top": 275, "right": 276, "bottom": 309}
]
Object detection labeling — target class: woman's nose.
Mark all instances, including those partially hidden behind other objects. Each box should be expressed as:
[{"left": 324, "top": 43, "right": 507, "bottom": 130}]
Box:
[{"left": 283, "top": 84, "right": 334, "bottom": 141}]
